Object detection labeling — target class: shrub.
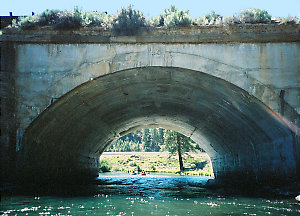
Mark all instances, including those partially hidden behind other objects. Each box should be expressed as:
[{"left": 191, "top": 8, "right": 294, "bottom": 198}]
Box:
[
  {"left": 190, "top": 163, "right": 196, "bottom": 169},
  {"left": 54, "top": 12, "right": 82, "bottom": 30},
  {"left": 128, "top": 161, "right": 137, "bottom": 167},
  {"left": 38, "top": 9, "right": 61, "bottom": 26},
  {"left": 112, "top": 167, "right": 121, "bottom": 172},
  {"left": 193, "top": 11, "right": 222, "bottom": 25},
  {"left": 273, "top": 16, "right": 300, "bottom": 24},
  {"left": 112, "top": 5, "right": 145, "bottom": 35},
  {"left": 82, "top": 11, "right": 110, "bottom": 27},
  {"left": 192, "top": 17, "right": 204, "bottom": 26},
  {"left": 238, "top": 8, "right": 271, "bottom": 24},
  {"left": 137, "top": 165, "right": 142, "bottom": 172},
  {"left": 99, "top": 159, "right": 111, "bottom": 172},
  {"left": 9, "top": 6, "right": 295, "bottom": 31},
  {"left": 54, "top": 7, "right": 82, "bottom": 30},
  {"left": 12, "top": 8, "right": 83, "bottom": 30},
  {"left": 12, "top": 15, "right": 40, "bottom": 29},
  {"left": 149, "top": 16, "right": 162, "bottom": 27},
  {"left": 150, "top": 165, "right": 156, "bottom": 171},
  {"left": 203, "top": 11, "right": 222, "bottom": 25},
  {"left": 159, "top": 5, "right": 191, "bottom": 27},
  {"left": 101, "top": 14, "right": 114, "bottom": 29},
  {"left": 222, "top": 16, "right": 240, "bottom": 25}
]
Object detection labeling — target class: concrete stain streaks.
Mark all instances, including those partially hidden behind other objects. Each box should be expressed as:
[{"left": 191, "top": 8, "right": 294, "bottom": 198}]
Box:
[{"left": 1, "top": 27, "right": 299, "bottom": 185}]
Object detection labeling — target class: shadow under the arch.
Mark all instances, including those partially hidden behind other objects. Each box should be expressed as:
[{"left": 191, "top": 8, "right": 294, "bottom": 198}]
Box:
[{"left": 15, "top": 66, "right": 299, "bottom": 198}]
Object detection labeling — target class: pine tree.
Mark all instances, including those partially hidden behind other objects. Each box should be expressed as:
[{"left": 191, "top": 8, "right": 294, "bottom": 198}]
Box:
[
  {"left": 142, "top": 128, "right": 152, "bottom": 151},
  {"left": 151, "top": 128, "right": 161, "bottom": 151},
  {"left": 158, "top": 128, "right": 165, "bottom": 147},
  {"left": 164, "top": 130, "right": 196, "bottom": 171}
]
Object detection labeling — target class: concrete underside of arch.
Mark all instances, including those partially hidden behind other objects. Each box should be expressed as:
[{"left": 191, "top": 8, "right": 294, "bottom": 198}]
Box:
[{"left": 20, "top": 67, "right": 299, "bottom": 186}]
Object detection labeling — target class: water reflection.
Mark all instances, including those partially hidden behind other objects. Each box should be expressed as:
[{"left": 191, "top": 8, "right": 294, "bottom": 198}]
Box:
[
  {"left": 1, "top": 173, "right": 299, "bottom": 216},
  {"left": 96, "top": 173, "right": 212, "bottom": 198}
]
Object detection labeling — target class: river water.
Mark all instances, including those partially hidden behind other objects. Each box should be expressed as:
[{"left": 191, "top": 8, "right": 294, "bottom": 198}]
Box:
[{"left": 1, "top": 173, "right": 299, "bottom": 215}]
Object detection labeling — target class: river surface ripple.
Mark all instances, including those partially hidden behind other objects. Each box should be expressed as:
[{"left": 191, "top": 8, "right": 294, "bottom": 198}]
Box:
[{"left": 1, "top": 173, "right": 299, "bottom": 215}]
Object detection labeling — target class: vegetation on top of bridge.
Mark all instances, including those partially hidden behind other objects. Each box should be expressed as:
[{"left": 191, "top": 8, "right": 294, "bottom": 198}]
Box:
[{"left": 9, "top": 5, "right": 299, "bottom": 35}]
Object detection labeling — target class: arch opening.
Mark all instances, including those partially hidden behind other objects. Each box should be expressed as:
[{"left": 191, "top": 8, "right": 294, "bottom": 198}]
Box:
[
  {"left": 101, "top": 127, "right": 213, "bottom": 177},
  {"left": 20, "top": 66, "right": 297, "bottom": 186}
]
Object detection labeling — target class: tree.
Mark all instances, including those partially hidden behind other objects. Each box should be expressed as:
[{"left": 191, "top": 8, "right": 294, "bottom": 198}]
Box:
[
  {"left": 151, "top": 128, "right": 161, "bottom": 151},
  {"left": 158, "top": 128, "right": 165, "bottom": 146},
  {"left": 142, "top": 128, "right": 152, "bottom": 152},
  {"left": 164, "top": 130, "right": 196, "bottom": 171}
]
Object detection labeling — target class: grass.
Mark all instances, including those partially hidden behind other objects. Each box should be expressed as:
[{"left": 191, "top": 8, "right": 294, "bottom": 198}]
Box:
[{"left": 100, "top": 152, "right": 212, "bottom": 176}]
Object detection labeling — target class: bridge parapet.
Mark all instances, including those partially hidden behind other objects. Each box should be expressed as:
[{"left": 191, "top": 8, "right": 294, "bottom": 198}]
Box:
[{"left": 1, "top": 24, "right": 299, "bottom": 43}]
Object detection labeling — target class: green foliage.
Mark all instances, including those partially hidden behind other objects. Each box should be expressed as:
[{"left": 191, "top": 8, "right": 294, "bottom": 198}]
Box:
[
  {"left": 273, "top": 16, "right": 300, "bottom": 24},
  {"left": 158, "top": 5, "right": 191, "bottom": 27},
  {"left": 101, "top": 152, "right": 211, "bottom": 174},
  {"left": 193, "top": 160, "right": 207, "bottom": 169},
  {"left": 99, "top": 159, "right": 111, "bottom": 172},
  {"left": 238, "top": 8, "right": 271, "bottom": 24},
  {"left": 164, "top": 130, "right": 196, "bottom": 155},
  {"left": 81, "top": 11, "right": 111, "bottom": 27},
  {"left": 164, "top": 130, "right": 197, "bottom": 171},
  {"left": 142, "top": 128, "right": 152, "bottom": 151},
  {"left": 136, "top": 165, "right": 142, "bottom": 172},
  {"left": 151, "top": 128, "right": 160, "bottom": 151},
  {"left": 222, "top": 16, "right": 240, "bottom": 25},
  {"left": 182, "top": 170, "right": 211, "bottom": 176},
  {"left": 12, "top": 8, "right": 83, "bottom": 30},
  {"left": 204, "top": 11, "right": 221, "bottom": 23},
  {"left": 9, "top": 6, "right": 297, "bottom": 32},
  {"left": 38, "top": 9, "right": 61, "bottom": 26},
  {"left": 112, "top": 166, "right": 121, "bottom": 172},
  {"left": 112, "top": 5, "right": 145, "bottom": 35},
  {"left": 158, "top": 128, "right": 165, "bottom": 145},
  {"left": 149, "top": 16, "right": 162, "bottom": 27},
  {"left": 54, "top": 7, "right": 83, "bottom": 30},
  {"left": 105, "top": 128, "right": 204, "bottom": 153},
  {"left": 12, "top": 7, "right": 83, "bottom": 30},
  {"left": 54, "top": 12, "right": 82, "bottom": 30},
  {"left": 193, "top": 11, "right": 222, "bottom": 25},
  {"left": 106, "top": 139, "right": 140, "bottom": 152},
  {"left": 12, "top": 15, "right": 40, "bottom": 29},
  {"left": 128, "top": 161, "right": 137, "bottom": 167},
  {"left": 195, "top": 143, "right": 205, "bottom": 152}
]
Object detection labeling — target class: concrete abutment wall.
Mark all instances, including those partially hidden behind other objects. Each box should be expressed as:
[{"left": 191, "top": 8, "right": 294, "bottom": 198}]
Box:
[{"left": 0, "top": 42, "right": 18, "bottom": 182}]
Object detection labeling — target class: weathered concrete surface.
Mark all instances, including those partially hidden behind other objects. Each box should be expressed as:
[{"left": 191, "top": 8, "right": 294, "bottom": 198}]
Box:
[
  {"left": 0, "top": 25, "right": 299, "bottom": 185},
  {"left": 2, "top": 24, "right": 299, "bottom": 43},
  {"left": 7, "top": 42, "right": 300, "bottom": 130},
  {"left": 21, "top": 67, "right": 299, "bottom": 185}
]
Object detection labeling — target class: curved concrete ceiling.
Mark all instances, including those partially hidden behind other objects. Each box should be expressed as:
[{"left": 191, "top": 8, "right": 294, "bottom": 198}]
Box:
[{"left": 23, "top": 66, "right": 295, "bottom": 183}]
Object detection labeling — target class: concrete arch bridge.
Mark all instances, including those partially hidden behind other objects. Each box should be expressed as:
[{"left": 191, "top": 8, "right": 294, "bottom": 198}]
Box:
[{"left": 1, "top": 25, "right": 299, "bottom": 186}]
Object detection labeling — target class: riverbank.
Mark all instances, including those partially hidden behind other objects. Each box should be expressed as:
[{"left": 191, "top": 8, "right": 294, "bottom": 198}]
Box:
[{"left": 100, "top": 152, "right": 212, "bottom": 176}]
